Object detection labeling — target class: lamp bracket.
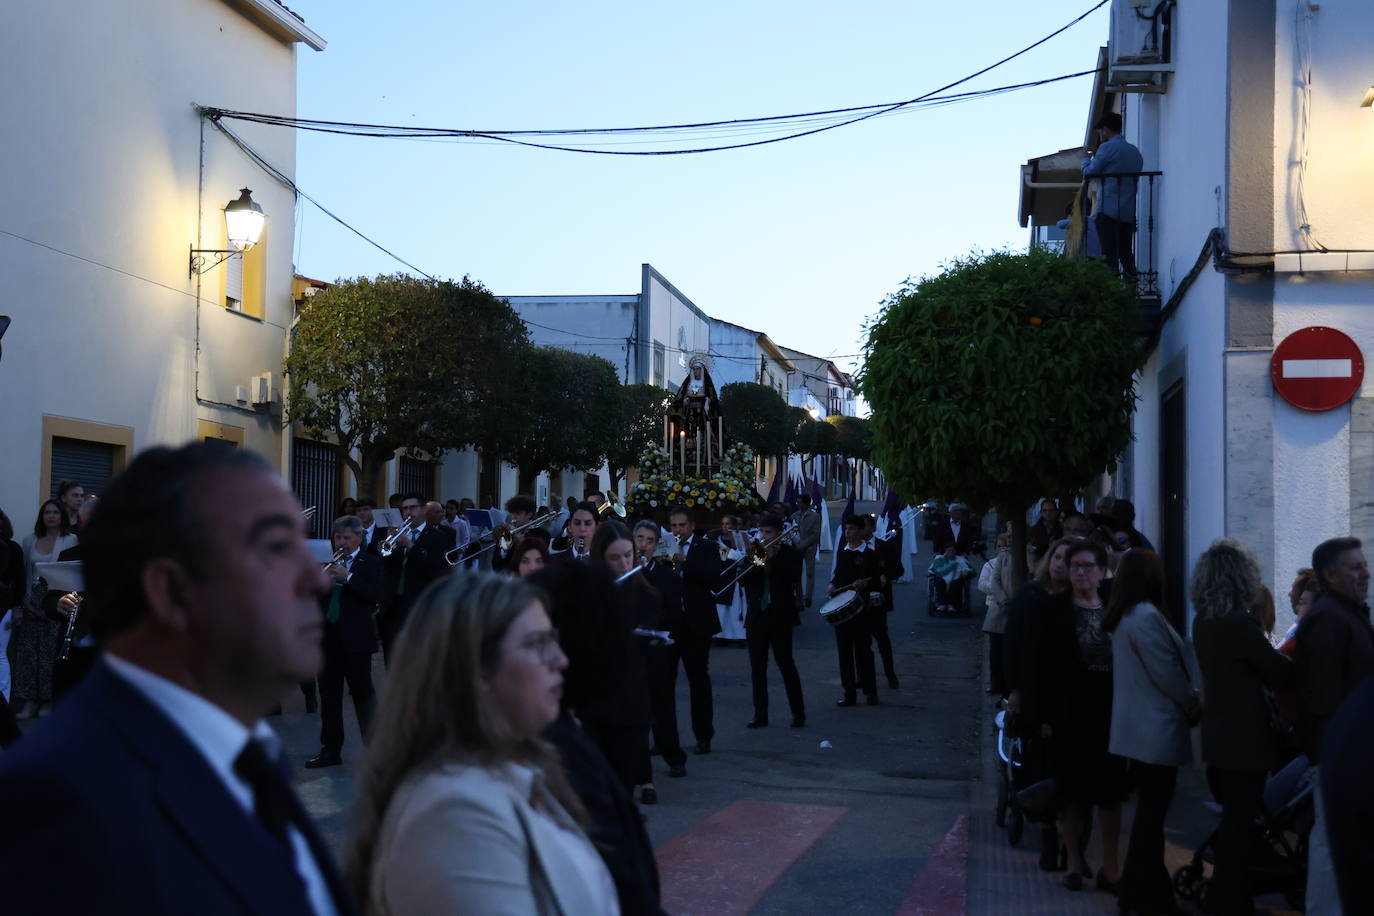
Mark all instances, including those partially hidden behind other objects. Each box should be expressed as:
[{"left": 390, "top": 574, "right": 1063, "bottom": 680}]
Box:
[{"left": 189, "top": 244, "right": 242, "bottom": 278}]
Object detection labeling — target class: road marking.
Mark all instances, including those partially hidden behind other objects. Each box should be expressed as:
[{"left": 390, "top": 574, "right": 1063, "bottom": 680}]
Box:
[
  {"left": 1283, "top": 358, "right": 1353, "bottom": 379},
  {"left": 895, "top": 814, "right": 969, "bottom": 916},
  {"left": 656, "top": 800, "right": 848, "bottom": 915}
]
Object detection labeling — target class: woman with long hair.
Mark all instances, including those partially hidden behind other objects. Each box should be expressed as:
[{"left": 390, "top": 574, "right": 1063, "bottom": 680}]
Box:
[
  {"left": 13, "top": 499, "right": 77, "bottom": 719},
  {"left": 1191, "top": 539, "right": 1294, "bottom": 915},
  {"left": 1104, "top": 550, "right": 1196, "bottom": 915},
  {"left": 1002, "top": 535, "right": 1076, "bottom": 871},
  {"left": 344, "top": 573, "right": 618, "bottom": 915},
  {"left": 1036, "top": 539, "right": 1128, "bottom": 892},
  {"left": 510, "top": 536, "right": 548, "bottom": 578},
  {"left": 587, "top": 521, "right": 657, "bottom": 804}
]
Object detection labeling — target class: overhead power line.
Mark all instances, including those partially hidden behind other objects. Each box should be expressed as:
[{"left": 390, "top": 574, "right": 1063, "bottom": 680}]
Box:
[{"left": 204, "top": 0, "right": 1107, "bottom": 156}]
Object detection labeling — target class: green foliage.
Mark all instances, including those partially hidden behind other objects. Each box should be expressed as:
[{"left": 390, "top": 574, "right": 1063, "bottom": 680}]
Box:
[
  {"left": 859, "top": 247, "right": 1142, "bottom": 515},
  {"left": 285, "top": 274, "right": 530, "bottom": 495},
  {"left": 606, "top": 383, "right": 672, "bottom": 485},
  {"left": 720, "top": 382, "right": 798, "bottom": 458},
  {"left": 825, "top": 414, "right": 872, "bottom": 460},
  {"left": 792, "top": 417, "right": 839, "bottom": 458},
  {"left": 488, "top": 346, "right": 622, "bottom": 478}
]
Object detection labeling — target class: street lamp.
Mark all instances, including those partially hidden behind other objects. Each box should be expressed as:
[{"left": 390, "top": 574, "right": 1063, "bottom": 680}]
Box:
[
  {"left": 189, "top": 188, "right": 267, "bottom": 277},
  {"left": 807, "top": 407, "right": 821, "bottom": 420}
]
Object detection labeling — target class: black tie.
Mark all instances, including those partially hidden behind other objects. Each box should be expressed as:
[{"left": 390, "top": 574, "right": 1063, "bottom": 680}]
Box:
[{"left": 234, "top": 738, "right": 301, "bottom": 859}]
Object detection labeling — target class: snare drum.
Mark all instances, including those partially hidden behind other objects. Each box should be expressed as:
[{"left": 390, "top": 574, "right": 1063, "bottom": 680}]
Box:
[{"left": 818, "top": 589, "right": 865, "bottom": 626}]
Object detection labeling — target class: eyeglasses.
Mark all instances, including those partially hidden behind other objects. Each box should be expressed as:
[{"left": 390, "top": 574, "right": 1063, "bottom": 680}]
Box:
[
  {"left": 520, "top": 629, "right": 563, "bottom": 664},
  {"left": 1069, "top": 562, "right": 1099, "bottom": 572}
]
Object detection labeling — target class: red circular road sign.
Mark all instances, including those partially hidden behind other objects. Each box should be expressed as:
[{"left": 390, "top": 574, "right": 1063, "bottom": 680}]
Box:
[{"left": 1271, "top": 326, "right": 1365, "bottom": 411}]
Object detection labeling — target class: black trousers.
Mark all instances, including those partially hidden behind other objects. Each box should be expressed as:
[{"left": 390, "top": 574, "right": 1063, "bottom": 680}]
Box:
[
  {"left": 869, "top": 608, "right": 895, "bottom": 680},
  {"left": 676, "top": 630, "right": 714, "bottom": 744},
  {"left": 1205, "top": 766, "right": 1267, "bottom": 915},
  {"left": 1120, "top": 760, "right": 1178, "bottom": 911},
  {"left": 378, "top": 599, "right": 412, "bottom": 666},
  {"left": 746, "top": 623, "right": 805, "bottom": 721},
  {"left": 319, "top": 629, "right": 376, "bottom": 754},
  {"left": 583, "top": 718, "right": 652, "bottom": 790},
  {"left": 645, "top": 642, "right": 686, "bottom": 768},
  {"left": 834, "top": 615, "right": 876, "bottom": 699},
  {"left": 1096, "top": 213, "right": 1137, "bottom": 277}
]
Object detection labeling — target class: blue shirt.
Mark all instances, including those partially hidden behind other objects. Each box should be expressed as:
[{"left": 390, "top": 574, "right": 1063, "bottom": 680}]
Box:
[{"left": 1082, "top": 134, "right": 1144, "bottom": 222}]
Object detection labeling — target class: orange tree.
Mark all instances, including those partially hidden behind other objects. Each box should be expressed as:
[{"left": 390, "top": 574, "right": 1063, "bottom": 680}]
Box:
[{"left": 859, "top": 248, "right": 1142, "bottom": 582}]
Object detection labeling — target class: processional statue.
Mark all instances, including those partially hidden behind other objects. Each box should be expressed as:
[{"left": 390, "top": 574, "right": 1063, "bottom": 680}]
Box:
[{"left": 666, "top": 356, "right": 723, "bottom": 474}]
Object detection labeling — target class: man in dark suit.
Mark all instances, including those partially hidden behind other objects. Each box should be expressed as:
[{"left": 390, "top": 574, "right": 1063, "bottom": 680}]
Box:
[
  {"left": 741, "top": 515, "right": 806, "bottom": 729},
  {"left": 307, "top": 515, "right": 385, "bottom": 769},
  {"left": 355, "top": 497, "right": 381, "bottom": 555},
  {"left": 866, "top": 514, "right": 903, "bottom": 689},
  {"left": 932, "top": 502, "right": 980, "bottom": 557},
  {"left": 380, "top": 494, "right": 450, "bottom": 662},
  {"left": 633, "top": 520, "right": 688, "bottom": 778},
  {"left": 0, "top": 443, "right": 354, "bottom": 915},
  {"left": 667, "top": 507, "right": 722, "bottom": 754}
]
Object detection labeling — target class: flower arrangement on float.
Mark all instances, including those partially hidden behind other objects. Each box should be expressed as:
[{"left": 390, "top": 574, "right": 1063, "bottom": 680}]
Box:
[{"left": 629, "top": 443, "right": 757, "bottom": 511}]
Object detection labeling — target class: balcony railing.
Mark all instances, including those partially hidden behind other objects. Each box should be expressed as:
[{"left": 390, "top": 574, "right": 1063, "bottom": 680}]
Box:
[{"left": 1063, "top": 171, "right": 1163, "bottom": 306}]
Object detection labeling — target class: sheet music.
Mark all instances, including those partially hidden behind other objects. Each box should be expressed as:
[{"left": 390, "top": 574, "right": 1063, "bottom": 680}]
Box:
[
  {"left": 35, "top": 561, "right": 84, "bottom": 593},
  {"left": 306, "top": 539, "right": 337, "bottom": 564},
  {"left": 372, "top": 508, "right": 404, "bottom": 528}
]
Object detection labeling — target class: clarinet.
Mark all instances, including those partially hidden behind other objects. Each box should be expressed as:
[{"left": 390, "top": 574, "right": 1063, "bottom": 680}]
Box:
[{"left": 59, "top": 593, "right": 83, "bottom": 662}]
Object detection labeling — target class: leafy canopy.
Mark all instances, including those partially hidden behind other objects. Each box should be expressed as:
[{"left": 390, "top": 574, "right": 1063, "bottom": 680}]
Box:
[
  {"left": 606, "top": 383, "right": 672, "bottom": 483},
  {"left": 825, "top": 414, "right": 872, "bottom": 461},
  {"left": 792, "top": 417, "right": 839, "bottom": 458},
  {"left": 859, "top": 247, "right": 1143, "bottom": 513},
  {"left": 721, "top": 382, "right": 798, "bottom": 458}
]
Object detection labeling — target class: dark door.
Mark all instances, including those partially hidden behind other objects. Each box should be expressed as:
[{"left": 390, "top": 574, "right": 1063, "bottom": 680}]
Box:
[
  {"left": 1160, "top": 381, "right": 1187, "bottom": 633},
  {"left": 479, "top": 455, "right": 500, "bottom": 509}
]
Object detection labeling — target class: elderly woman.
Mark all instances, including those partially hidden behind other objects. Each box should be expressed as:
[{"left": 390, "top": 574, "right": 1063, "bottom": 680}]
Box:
[
  {"left": 345, "top": 573, "right": 618, "bottom": 915},
  {"left": 979, "top": 531, "right": 1015, "bottom": 696},
  {"left": 1034, "top": 539, "right": 1128, "bottom": 892},
  {"left": 1191, "top": 539, "right": 1294, "bottom": 916},
  {"left": 1105, "top": 550, "right": 1198, "bottom": 915}
]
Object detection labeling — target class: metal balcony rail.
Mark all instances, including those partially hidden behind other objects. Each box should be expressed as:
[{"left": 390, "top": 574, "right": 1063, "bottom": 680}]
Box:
[{"left": 1061, "top": 171, "right": 1163, "bottom": 305}]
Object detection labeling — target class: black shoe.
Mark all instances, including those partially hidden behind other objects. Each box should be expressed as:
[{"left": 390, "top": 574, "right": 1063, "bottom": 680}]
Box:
[
  {"left": 1038, "top": 828, "right": 1062, "bottom": 872},
  {"left": 836, "top": 696, "right": 857, "bottom": 707},
  {"left": 887, "top": 675, "right": 900, "bottom": 689},
  {"left": 745, "top": 718, "right": 768, "bottom": 728},
  {"left": 305, "top": 751, "right": 342, "bottom": 769},
  {"left": 1061, "top": 873, "right": 1083, "bottom": 891},
  {"left": 1094, "top": 870, "right": 1119, "bottom": 896},
  {"left": 669, "top": 764, "right": 687, "bottom": 778},
  {"left": 639, "top": 787, "right": 658, "bottom": 805},
  {"left": 649, "top": 744, "right": 661, "bottom": 757},
  {"left": 866, "top": 694, "right": 879, "bottom": 706},
  {"left": 692, "top": 740, "right": 711, "bottom": 755},
  {"left": 790, "top": 715, "right": 806, "bottom": 728},
  {"left": 304, "top": 697, "right": 318, "bottom": 714}
]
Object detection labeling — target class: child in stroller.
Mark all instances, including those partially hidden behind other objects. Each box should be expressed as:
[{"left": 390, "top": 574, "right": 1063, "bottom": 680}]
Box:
[{"left": 1172, "top": 754, "right": 1315, "bottom": 910}]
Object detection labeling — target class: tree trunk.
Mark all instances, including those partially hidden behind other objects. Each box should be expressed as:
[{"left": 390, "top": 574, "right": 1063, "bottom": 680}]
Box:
[
  {"left": 1003, "top": 504, "right": 1030, "bottom": 589},
  {"left": 357, "top": 455, "right": 389, "bottom": 506},
  {"left": 517, "top": 466, "right": 539, "bottom": 498}
]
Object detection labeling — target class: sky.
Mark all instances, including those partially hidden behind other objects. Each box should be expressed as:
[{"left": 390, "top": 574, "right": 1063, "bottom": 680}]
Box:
[{"left": 286, "top": 0, "right": 1108, "bottom": 377}]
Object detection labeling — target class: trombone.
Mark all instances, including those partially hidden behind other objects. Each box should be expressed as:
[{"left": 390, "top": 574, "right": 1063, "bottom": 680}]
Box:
[
  {"left": 712, "top": 525, "right": 799, "bottom": 599},
  {"left": 446, "top": 509, "right": 560, "bottom": 567},
  {"left": 597, "top": 491, "right": 628, "bottom": 519},
  {"left": 378, "top": 517, "right": 418, "bottom": 558}
]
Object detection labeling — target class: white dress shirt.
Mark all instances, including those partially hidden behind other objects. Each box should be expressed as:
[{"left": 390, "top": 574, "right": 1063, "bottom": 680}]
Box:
[{"left": 103, "top": 654, "right": 338, "bottom": 916}]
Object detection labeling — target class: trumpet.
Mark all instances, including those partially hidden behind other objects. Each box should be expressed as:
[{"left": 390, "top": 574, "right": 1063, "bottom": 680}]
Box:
[
  {"left": 447, "top": 509, "right": 560, "bottom": 566},
  {"left": 378, "top": 517, "right": 418, "bottom": 558},
  {"left": 58, "top": 592, "right": 84, "bottom": 662},
  {"left": 322, "top": 546, "right": 350, "bottom": 569}
]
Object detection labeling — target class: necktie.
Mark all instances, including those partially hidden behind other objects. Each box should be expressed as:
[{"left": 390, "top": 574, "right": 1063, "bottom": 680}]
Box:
[
  {"left": 233, "top": 738, "right": 302, "bottom": 862},
  {"left": 325, "top": 555, "right": 351, "bottom": 623}
]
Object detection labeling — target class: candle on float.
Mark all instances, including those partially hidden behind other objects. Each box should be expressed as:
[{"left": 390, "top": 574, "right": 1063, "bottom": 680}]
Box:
[{"left": 679, "top": 429, "right": 686, "bottom": 472}]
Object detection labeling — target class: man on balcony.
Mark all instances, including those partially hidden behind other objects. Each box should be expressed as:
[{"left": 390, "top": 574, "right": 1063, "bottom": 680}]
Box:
[{"left": 1082, "top": 111, "right": 1144, "bottom": 279}]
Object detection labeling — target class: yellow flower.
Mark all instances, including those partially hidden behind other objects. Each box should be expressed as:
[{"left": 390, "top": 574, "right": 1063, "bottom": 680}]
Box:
[{"left": 686, "top": 498, "right": 696, "bottom": 507}]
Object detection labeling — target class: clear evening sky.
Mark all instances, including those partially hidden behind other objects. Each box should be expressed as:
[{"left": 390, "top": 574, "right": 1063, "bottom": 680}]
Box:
[{"left": 288, "top": 0, "right": 1108, "bottom": 375}]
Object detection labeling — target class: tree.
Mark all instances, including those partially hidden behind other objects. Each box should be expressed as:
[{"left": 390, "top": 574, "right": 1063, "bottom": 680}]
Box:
[
  {"left": 859, "top": 247, "right": 1142, "bottom": 583},
  {"left": 826, "top": 414, "right": 872, "bottom": 491},
  {"left": 792, "top": 417, "right": 839, "bottom": 485},
  {"left": 606, "top": 383, "right": 672, "bottom": 490},
  {"left": 488, "top": 346, "right": 622, "bottom": 495},
  {"left": 720, "top": 382, "right": 797, "bottom": 461},
  {"left": 286, "top": 274, "right": 530, "bottom": 500}
]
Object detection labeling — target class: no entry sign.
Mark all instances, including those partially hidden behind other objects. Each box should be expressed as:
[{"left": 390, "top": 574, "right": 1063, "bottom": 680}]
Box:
[{"left": 1271, "top": 326, "right": 1364, "bottom": 411}]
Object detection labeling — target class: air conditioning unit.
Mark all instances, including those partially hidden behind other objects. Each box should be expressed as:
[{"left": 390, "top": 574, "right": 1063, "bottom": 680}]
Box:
[
  {"left": 1108, "top": 0, "right": 1174, "bottom": 93},
  {"left": 250, "top": 371, "right": 279, "bottom": 408}
]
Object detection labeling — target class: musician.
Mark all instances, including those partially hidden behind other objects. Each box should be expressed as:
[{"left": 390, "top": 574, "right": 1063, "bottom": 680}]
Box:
[
  {"left": 864, "top": 514, "right": 901, "bottom": 690},
  {"left": 585, "top": 489, "right": 606, "bottom": 510},
  {"left": 492, "top": 495, "right": 542, "bottom": 572},
  {"left": 380, "top": 494, "right": 449, "bottom": 663},
  {"left": 828, "top": 514, "right": 884, "bottom": 706},
  {"left": 0, "top": 443, "right": 354, "bottom": 915},
  {"left": 667, "top": 507, "right": 722, "bottom": 754},
  {"left": 714, "top": 514, "right": 749, "bottom": 642},
  {"left": 791, "top": 495, "right": 822, "bottom": 608},
  {"left": 739, "top": 515, "right": 807, "bottom": 729},
  {"left": 355, "top": 498, "right": 381, "bottom": 555},
  {"left": 49, "top": 498, "right": 99, "bottom": 700},
  {"left": 552, "top": 502, "right": 599, "bottom": 564},
  {"left": 511, "top": 536, "right": 548, "bottom": 577},
  {"left": 632, "top": 520, "right": 689, "bottom": 780}
]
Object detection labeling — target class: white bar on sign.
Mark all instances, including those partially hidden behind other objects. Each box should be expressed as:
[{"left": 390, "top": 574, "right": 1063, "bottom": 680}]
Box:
[{"left": 1282, "top": 358, "right": 1353, "bottom": 379}]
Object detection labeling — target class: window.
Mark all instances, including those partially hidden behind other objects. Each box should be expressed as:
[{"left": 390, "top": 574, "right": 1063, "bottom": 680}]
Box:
[
  {"left": 40, "top": 417, "right": 132, "bottom": 502},
  {"left": 653, "top": 342, "right": 666, "bottom": 387},
  {"left": 221, "top": 225, "right": 267, "bottom": 318},
  {"left": 398, "top": 456, "right": 436, "bottom": 502},
  {"left": 292, "top": 437, "right": 339, "bottom": 540},
  {"left": 198, "top": 420, "right": 244, "bottom": 452}
]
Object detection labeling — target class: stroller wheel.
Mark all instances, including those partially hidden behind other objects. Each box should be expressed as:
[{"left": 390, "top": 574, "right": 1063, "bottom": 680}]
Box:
[
  {"left": 1172, "top": 863, "right": 1202, "bottom": 901},
  {"left": 1006, "top": 808, "right": 1024, "bottom": 846}
]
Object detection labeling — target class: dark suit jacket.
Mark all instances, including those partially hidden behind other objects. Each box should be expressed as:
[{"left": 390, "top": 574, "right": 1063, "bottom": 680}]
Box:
[
  {"left": 643, "top": 560, "right": 686, "bottom": 636},
  {"left": 0, "top": 663, "right": 355, "bottom": 915},
  {"left": 1192, "top": 611, "right": 1294, "bottom": 773},
  {"left": 1294, "top": 592, "right": 1374, "bottom": 763},
  {"left": 1321, "top": 672, "right": 1374, "bottom": 916},
  {"left": 0, "top": 538, "right": 23, "bottom": 611},
  {"left": 741, "top": 545, "right": 803, "bottom": 629},
  {"left": 321, "top": 550, "right": 385, "bottom": 655},
  {"left": 384, "top": 524, "right": 451, "bottom": 610},
  {"left": 677, "top": 535, "right": 723, "bottom": 638},
  {"left": 932, "top": 520, "right": 979, "bottom": 556}
]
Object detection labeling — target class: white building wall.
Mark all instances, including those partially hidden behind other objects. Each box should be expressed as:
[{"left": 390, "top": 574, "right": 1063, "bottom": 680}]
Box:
[{"left": 0, "top": 0, "right": 308, "bottom": 518}]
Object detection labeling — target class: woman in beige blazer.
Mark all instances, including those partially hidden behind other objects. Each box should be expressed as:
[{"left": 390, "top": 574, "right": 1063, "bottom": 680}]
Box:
[{"left": 345, "top": 573, "right": 620, "bottom": 915}]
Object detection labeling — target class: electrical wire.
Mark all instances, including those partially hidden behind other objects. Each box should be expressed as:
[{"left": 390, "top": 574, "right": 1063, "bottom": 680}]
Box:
[
  {"left": 202, "top": 0, "right": 1107, "bottom": 156},
  {"left": 1292, "top": 1, "right": 1327, "bottom": 251}
]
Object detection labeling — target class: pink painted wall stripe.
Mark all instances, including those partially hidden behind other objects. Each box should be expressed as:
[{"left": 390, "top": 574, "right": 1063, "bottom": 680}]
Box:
[
  {"left": 656, "top": 801, "right": 848, "bottom": 915},
  {"left": 894, "top": 815, "right": 969, "bottom": 916}
]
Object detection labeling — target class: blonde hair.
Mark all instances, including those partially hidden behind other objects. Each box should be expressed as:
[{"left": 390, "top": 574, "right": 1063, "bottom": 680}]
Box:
[
  {"left": 343, "top": 573, "right": 586, "bottom": 907},
  {"left": 1033, "top": 537, "right": 1078, "bottom": 592},
  {"left": 1190, "top": 538, "right": 1262, "bottom": 621}
]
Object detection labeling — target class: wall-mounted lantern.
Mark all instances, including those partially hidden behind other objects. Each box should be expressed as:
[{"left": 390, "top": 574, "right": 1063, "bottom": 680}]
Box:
[{"left": 189, "top": 188, "right": 266, "bottom": 277}]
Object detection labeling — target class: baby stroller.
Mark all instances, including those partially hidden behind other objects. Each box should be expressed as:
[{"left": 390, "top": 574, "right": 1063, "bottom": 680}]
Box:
[
  {"left": 1172, "top": 754, "right": 1315, "bottom": 910},
  {"left": 993, "top": 708, "right": 1027, "bottom": 845}
]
